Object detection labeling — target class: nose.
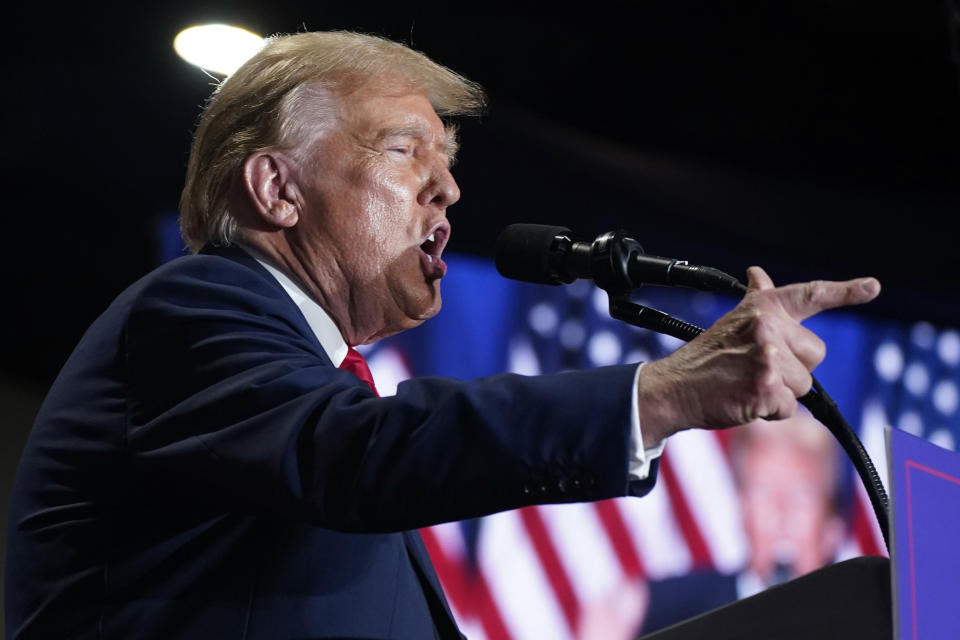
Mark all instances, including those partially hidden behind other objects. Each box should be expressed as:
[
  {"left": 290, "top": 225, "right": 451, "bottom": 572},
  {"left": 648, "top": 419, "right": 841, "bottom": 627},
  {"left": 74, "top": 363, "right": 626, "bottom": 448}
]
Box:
[{"left": 420, "top": 162, "right": 461, "bottom": 209}]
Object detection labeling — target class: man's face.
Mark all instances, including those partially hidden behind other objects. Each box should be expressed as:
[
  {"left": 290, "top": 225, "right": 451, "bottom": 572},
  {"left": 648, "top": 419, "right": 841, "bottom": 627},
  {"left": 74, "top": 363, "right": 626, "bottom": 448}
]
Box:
[
  {"left": 289, "top": 83, "right": 459, "bottom": 343},
  {"left": 739, "top": 438, "right": 840, "bottom": 582}
]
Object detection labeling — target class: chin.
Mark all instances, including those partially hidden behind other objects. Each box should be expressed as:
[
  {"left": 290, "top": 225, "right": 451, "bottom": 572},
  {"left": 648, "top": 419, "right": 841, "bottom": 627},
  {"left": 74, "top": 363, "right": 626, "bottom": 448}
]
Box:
[
  {"left": 380, "top": 276, "right": 443, "bottom": 334},
  {"left": 371, "top": 299, "right": 436, "bottom": 342},
  {"left": 412, "top": 293, "right": 443, "bottom": 323},
  {"left": 405, "top": 285, "right": 443, "bottom": 327}
]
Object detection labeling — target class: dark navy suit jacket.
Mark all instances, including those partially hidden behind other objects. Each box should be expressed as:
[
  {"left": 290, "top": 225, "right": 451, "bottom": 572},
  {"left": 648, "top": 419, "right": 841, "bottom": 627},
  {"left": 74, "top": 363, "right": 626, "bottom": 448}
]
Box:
[{"left": 6, "top": 246, "right": 658, "bottom": 639}]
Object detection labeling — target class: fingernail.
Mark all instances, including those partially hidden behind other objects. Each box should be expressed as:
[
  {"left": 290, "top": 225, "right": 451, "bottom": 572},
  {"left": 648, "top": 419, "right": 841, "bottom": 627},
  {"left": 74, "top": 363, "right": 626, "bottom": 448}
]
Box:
[{"left": 860, "top": 278, "right": 879, "bottom": 296}]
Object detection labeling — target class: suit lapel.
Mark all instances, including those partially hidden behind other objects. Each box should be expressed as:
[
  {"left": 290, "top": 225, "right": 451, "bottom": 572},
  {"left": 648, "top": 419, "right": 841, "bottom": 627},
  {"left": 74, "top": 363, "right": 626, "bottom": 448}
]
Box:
[{"left": 199, "top": 244, "right": 334, "bottom": 367}]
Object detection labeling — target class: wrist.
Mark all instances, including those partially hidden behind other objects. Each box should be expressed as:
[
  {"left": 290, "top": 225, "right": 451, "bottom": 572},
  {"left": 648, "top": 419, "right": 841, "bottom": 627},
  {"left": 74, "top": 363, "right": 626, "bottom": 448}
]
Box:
[{"left": 636, "top": 358, "right": 688, "bottom": 446}]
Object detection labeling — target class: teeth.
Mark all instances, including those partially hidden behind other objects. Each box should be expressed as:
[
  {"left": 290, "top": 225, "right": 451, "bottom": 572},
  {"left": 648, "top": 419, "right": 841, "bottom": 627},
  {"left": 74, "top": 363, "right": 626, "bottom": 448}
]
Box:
[
  {"left": 427, "top": 232, "right": 435, "bottom": 243},
  {"left": 426, "top": 255, "right": 433, "bottom": 263}
]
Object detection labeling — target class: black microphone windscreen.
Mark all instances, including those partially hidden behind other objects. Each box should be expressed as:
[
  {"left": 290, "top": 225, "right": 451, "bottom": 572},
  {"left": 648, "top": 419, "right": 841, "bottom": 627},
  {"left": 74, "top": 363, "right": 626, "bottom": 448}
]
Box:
[{"left": 495, "top": 224, "right": 572, "bottom": 285}]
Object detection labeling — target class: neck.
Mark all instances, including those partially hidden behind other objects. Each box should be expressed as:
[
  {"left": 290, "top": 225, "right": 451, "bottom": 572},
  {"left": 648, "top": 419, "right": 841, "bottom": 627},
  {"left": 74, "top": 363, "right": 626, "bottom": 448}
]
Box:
[{"left": 242, "top": 229, "right": 376, "bottom": 345}]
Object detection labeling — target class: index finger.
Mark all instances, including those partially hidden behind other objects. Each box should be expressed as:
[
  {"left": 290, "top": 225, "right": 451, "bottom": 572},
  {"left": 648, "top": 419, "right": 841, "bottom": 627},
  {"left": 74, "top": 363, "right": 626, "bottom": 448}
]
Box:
[{"left": 775, "top": 277, "right": 881, "bottom": 321}]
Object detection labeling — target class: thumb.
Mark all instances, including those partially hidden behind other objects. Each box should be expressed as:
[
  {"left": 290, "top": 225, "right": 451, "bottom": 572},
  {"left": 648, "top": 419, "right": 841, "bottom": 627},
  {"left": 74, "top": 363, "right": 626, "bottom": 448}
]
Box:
[{"left": 747, "top": 266, "right": 775, "bottom": 292}]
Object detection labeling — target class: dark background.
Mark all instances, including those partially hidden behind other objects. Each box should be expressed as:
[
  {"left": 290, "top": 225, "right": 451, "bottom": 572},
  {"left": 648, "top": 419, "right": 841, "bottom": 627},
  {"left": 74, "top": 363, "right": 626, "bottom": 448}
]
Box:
[
  {"left": 2, "top": 1, "right": 960, "bottom": 625},
  {"left": 4, "top": 1, "right": 960, "bottom": 388}
]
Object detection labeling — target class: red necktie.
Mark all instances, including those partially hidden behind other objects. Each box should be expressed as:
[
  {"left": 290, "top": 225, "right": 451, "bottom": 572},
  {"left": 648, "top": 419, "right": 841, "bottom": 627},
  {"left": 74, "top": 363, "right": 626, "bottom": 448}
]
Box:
[{"left": 339, "top": 347, "right": 379, "bottom": 396}]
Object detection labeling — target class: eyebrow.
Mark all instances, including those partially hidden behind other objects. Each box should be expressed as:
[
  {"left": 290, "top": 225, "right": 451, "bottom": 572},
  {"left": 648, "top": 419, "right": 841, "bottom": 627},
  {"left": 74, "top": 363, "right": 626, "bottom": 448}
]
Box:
[{"left": 374, "top": 124, "right": 460, "bottom": 166}]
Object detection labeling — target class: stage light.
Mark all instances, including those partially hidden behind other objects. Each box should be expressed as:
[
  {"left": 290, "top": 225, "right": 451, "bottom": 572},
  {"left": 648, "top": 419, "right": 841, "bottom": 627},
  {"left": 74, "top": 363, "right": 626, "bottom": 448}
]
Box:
[{"left": 174, "top": 24, "right": 264, "bottom": 76}]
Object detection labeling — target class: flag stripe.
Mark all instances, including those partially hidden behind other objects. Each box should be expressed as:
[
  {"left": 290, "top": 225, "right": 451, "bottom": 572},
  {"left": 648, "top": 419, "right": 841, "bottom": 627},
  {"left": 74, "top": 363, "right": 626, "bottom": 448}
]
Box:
[
  {"left": 658, "top": 453, "right": 713, "bottom": 569},
  {"left": 420, "top": 526, "right": 513, "bottom": 640},
  {"left": 615, "top": 483, "right": 693, "bottom": 579},
  {"left": 480, "top": 510, "right": 572, "bottom": 639},
  {"left": 472, "top": 568, "right": 514, "bottom": 640},
  {"left": 418, "top": 528, "right": 470, "bottom": 616},
  {"left": 518, "top": 506, "right": 581, "bottom": 633},
  {"left": 539, "top": 502, "right": 626, "bottom": 603},
  {"left": 593, "top": 499, "right": 646, "bottom": 579},
  {"left": 665, "top": 430, "right": 747, "bottom": 573},
  {"left": 852, "top": 486, "right": 887, "bottom": 558}
]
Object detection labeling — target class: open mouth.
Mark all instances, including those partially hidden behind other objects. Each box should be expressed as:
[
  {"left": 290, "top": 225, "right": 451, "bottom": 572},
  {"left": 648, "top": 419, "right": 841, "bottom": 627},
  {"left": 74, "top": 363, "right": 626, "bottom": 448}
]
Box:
[{"left": 419, "top": 223, "right": 450, "bottom": 278}]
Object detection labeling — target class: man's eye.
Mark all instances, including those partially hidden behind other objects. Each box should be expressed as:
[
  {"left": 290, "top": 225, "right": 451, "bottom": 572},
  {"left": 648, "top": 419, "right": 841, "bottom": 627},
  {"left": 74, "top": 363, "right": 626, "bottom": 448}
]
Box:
[{"left": 388, "top": 147, "right": 411, "bottom": 155}]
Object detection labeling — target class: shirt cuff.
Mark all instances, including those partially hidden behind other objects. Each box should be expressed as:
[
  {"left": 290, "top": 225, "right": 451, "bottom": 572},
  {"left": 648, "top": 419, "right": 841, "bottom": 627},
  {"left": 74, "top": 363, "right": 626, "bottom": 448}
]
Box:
[{"left": 628, "top": 363, "right": 666, "bottom": 480}]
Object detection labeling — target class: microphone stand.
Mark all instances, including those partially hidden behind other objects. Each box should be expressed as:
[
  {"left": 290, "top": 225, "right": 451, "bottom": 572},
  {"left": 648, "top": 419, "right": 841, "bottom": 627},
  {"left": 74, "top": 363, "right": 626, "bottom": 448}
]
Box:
[{"left": 608, "top": 293, "right": 891, "bottom": 550}]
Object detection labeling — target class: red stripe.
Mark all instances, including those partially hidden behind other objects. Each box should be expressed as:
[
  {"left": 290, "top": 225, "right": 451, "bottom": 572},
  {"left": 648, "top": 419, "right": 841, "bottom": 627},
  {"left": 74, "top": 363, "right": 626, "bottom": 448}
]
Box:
[
  {"left": 659, "top": 453, "right": 714, "bottom": 568},
  {"left": 518, "top": 506, "right": 580, "bottom": 633},
  {"left": 419, "top": 527, "right": 512, "bottom": 640},
  {"left": 907, "top": 458, "right": 960, "bottom": 485},
  {"left": 712, "top": 429, "right": 734, "bottom": 461},
  {"left": 852, "top": 488, "right": 886, "bottom": 557},
  {"left": 419, "top": 527, "right": 469, "bottom": 611},
  {"left": 473, "top": 565, "right": 514, "bottom": 640},
  {"left": 593, "top": 499, "right": 646, "bottom": 579}
]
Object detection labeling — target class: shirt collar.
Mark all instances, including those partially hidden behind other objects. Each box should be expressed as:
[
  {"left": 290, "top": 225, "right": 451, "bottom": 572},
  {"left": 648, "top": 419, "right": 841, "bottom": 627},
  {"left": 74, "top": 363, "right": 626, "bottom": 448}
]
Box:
[{"left": 238, "top": 244, "right": 349, "bottom": 367}]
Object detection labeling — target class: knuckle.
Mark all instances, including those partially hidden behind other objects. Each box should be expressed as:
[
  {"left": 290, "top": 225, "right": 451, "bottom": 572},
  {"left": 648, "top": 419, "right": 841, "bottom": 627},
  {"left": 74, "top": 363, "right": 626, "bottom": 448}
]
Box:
[
  {"left": 778, "top": 393, "right": 799, "bottom": 419},
  {"left": 803, "top": 280, "right": 828, "bottom": 306},
  {"left": 810, "top": 336, "right": 827, "bottom": 364},
  {"left": 750, "top": 355, "right": 780, "bottom": 393},
  {"left": 747, "top": 309, "right": 778, "bottom": 342},
  {"left": 760, "top": 342, "right": 779, "bottom": 368},
  {"left": 785, "top": 366, "right": 812, "bottom": 398}
]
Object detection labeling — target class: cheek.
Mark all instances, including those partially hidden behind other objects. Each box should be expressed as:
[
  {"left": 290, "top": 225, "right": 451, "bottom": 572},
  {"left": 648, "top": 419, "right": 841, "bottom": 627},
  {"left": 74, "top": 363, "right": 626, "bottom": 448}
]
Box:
[
  {"left": 359, "top": 173, "right": 418, "bottom": 249},
  {"left": 362, "top": 177, "right": 420, "bottom": 269}
]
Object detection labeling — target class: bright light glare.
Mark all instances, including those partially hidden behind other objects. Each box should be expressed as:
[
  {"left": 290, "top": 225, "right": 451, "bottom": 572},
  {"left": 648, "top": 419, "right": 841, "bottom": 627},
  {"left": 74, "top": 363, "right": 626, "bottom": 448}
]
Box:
[{"left": 174, "top": 24, "right": 265, "bottom": 76}]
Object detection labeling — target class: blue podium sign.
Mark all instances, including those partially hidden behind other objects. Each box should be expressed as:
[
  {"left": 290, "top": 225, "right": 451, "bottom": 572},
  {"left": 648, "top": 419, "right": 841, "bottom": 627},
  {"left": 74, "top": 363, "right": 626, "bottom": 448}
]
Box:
[{"left": 888, "top": 427, "right": 960, "bottom": 640}]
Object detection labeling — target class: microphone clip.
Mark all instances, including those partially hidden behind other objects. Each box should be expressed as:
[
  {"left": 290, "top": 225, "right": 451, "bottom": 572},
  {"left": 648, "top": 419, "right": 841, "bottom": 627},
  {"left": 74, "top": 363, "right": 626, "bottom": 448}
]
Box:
[
  {"left": 586, "top": 230, "right": 744, "bottom": 296},
  {"left": 588, "top": 230, "right": 645, "bottom": 297}
]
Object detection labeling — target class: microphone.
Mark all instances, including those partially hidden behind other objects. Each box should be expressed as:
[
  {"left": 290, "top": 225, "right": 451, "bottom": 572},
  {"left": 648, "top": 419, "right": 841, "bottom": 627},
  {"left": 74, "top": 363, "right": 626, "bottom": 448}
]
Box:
[{"left": 495, "top": 223, "right": 743, "bottom": 295}]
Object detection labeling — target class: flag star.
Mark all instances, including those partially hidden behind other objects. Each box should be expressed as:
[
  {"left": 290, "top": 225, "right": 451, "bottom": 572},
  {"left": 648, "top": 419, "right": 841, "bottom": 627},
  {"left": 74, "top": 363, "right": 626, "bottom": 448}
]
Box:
[
  {"left": 560, "top": 320, "right": 587, "bottom": 350},
  {"left": 937, "top": 330, "right": 960, "bottom": 366},
  {"left": 897, "top": 411, "right": 924, "bottom": 437},
  {"left": 933, "top": 380, "right": 959, "bottom": 415},
  {"left": 929, "top": 428, "right": 957, "bottom": 451},
  {"left": 874, "top": 342, "right": 904, "bottom": 382},
  {"left": 529, "top": 303, "right": 559, "bottom": 336},
  {"left": 588, "top": 330, "right": 622, "bottom": 366},
  {"left": 904, "top": 362, "right": 930, "bottom": 396}
]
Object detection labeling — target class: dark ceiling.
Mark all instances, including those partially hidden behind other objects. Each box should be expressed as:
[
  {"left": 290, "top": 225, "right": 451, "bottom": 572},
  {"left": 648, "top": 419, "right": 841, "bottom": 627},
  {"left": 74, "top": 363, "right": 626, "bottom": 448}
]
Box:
[{"left": 5, "top": 1, "right": 960, "bottom": 386}]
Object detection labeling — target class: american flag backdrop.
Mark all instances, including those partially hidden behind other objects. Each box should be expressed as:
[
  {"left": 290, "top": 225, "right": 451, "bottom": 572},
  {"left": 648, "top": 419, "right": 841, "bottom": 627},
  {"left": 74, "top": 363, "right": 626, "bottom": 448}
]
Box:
[
  {"left": 358, "top": 254, "right": 960, "bottom": 640},
  {"left": 155, "top": 213, "right": 960, "bottom": 640}
]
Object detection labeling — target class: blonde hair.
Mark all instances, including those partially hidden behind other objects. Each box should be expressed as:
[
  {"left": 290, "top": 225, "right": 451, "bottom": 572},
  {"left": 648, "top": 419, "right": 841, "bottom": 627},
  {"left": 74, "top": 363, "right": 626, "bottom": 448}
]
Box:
[{"left": 179, "top": 30, "right": 486, "bottom": 252}]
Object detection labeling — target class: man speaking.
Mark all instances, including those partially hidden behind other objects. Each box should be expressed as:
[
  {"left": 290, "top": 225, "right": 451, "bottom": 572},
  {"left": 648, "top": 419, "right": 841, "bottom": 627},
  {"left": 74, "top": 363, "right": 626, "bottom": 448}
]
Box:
[{"left": 5, "top": 31, "right": 880, "bottom": 639}]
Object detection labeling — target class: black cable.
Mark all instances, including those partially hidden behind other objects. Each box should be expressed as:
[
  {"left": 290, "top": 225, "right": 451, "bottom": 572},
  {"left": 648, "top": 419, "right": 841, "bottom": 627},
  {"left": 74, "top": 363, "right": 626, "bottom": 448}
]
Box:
[{"left": 801, "top": 379, "right": 890, "bottom": 549}]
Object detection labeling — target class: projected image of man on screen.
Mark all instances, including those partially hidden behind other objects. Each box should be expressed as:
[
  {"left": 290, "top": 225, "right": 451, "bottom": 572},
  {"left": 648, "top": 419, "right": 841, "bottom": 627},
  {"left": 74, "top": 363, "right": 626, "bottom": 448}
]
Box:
[{"left": 639, "top": 410, "right": 849, "bottom": 635}]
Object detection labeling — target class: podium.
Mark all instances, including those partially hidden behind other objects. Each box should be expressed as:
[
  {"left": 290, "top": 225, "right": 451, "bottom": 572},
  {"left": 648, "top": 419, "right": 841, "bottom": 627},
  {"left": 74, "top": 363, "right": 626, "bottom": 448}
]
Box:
[
  {"left": 641, "top": 426, "right": 960, "bottom": 640},
  {"left": 640, "top": 556, "right": 891, "bottom": 639}
]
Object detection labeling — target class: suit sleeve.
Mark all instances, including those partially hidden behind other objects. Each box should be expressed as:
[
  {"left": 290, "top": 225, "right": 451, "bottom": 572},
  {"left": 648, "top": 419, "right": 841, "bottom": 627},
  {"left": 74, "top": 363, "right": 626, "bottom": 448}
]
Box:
[{"left": 123, "top": 256, "right": 658, "bottom": 532}]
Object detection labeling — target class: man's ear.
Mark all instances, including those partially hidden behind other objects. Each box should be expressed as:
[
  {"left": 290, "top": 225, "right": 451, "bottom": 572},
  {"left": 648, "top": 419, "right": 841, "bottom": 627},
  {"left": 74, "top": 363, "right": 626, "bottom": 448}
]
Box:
[{"left": 241, "top": 150, "right": 301, "bottom": 229}]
